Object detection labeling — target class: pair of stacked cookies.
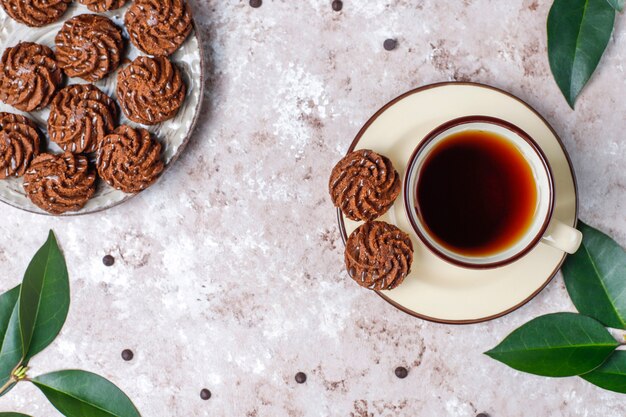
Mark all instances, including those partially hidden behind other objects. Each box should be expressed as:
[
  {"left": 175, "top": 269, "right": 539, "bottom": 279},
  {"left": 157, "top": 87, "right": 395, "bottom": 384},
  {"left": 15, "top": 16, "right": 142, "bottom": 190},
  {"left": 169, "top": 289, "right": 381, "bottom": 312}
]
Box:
[
  {"left": 0, "top": 0, "right": 193, "bottom": 214},
  {"left": 329, "top": 149, "right": 414, "bottom": 291}
]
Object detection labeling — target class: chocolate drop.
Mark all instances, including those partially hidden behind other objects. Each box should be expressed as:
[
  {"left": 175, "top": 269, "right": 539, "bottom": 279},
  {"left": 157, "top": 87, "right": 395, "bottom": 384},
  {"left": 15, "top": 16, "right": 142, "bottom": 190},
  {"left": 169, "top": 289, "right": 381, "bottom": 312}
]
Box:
[
  {"left": 103, "top": 255, "right": 115, "bottom": 266},
  {"left": 394, "top": 366, "right": 408, "bottom": 379},
  {"left": 121, "top": 349, "right": 134, "bottom": 361},
  {"left": 384, "top": 39, "right": 398, "bottom": 51},
  {"left": 200, "top": 389, "right": 212, "bottom": 400}
]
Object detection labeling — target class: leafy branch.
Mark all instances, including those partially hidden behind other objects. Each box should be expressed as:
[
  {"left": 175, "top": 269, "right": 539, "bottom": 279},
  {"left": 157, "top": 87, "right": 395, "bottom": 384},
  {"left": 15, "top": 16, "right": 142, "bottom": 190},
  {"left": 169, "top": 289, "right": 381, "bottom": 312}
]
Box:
[
  {"left": 486, "top": 221, "right": 626, "bottom": 394},
  {"left": 0, "top": 232, "right": 141, "bottom": 417}
]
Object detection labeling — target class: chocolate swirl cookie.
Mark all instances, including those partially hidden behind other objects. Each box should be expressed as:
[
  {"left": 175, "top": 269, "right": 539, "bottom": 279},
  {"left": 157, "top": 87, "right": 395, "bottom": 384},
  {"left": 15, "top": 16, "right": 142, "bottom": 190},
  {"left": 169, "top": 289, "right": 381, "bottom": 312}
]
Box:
[
  {"left": 117, "top": 56, "right": 186, "bottom": 125},
  {"left": 23, "top": 152, "right": 96, "bottom": 214},
  {"left": 0, "top": 113, "right": 41, "bottom": 179},
  {"left": 345, "top": 221, "right": 414, "bottom": 291},
  {"left": 97, "top": 125, "right": 164, "bottom": 193},
  {"left": 329, "top": 149, "right": 401, "bottom": 222},
  {"left": 0, "top": 0, "right": 71, "bottom": 27},
  {"left": 55, "top": 14, "right": 124, "bottom": 82},
  {"left": 125, "top": 0, "right": 193, "bottom": 56},
  {"left": 78, "top": 0, "right": 127, "bottom": 12},
  {"left": 48, "top": 84, "right": 118, "bottom": 154},
  {"left": 0, "top": 42, "right": 63, "bottom": 112}
]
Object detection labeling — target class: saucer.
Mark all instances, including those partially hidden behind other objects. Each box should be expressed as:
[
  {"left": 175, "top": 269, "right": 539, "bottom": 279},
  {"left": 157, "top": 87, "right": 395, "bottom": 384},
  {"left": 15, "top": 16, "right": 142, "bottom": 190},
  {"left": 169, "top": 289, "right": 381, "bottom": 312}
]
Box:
[{"left": 337, "top": 82, "right": 578, "bottom": 324}]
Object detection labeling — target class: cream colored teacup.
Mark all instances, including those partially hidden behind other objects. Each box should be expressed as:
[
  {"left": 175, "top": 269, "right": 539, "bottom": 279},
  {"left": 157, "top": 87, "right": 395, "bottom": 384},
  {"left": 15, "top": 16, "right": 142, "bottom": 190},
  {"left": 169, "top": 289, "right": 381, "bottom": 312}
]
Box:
[{"left": 404, "top": 116, "right": 582, "bottom": 269}]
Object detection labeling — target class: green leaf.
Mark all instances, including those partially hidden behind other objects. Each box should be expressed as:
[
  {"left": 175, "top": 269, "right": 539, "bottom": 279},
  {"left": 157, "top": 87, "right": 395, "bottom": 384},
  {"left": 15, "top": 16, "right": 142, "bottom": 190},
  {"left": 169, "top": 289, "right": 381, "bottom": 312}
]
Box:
[
  {"left": 582, "top": 350, "right": 626, "bottom": 392},
  {"left": 32, "top": 370, "right": 141, "bottom": 417},
  {"left": 606, "top": 0, "right": 624, "bottom": 11},
  {"left": 547, "top": 0, "right": 615, "bottom": 108},
  {"left": 0, "top": 413, "right": 33, "bottom": 417},
  {"left": 0, "top": 289, "right": 23, "bottom": 398},
  {"left": 0, "top": 287, "right": 20, "bottom": 350},
  {"left": 19, "top": 231, "right": 69, "bottom": 361},
  {"left": 582, "top": 350, "right": 626, "bottom": 393},
  {"left": 485, "top": 313, "right": 618, "bottom": 377},
  {"left": 563, "top": 221, "right": 626, "bottom": 329}
]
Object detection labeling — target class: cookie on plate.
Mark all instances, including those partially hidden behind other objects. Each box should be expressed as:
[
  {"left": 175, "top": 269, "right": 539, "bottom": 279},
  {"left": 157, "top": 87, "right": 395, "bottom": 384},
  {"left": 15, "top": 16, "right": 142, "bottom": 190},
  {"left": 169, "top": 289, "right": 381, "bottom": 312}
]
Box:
[
  {"left": 23, "top": 152, "right": 96, "bottom": 214},
  {"left": 78, "top": 0, "right": 127, "bottom": 12},
  {"left": 48, "top": 84, "right": 118, "bottom": 154},
  {"left": 0, "top": 112, "right": 41, "bottom": 179},
  {"left": 344, "top": 221, "right": 414, "bottom": 291},
  {"left": 0, "top": 0, "right": 71, "bottom": 27},
  {"left": 55, "top": 14, "right": 124, "bottom": 82},
  {"left": 125, "top": 0, "right": 193, "bottom": 56},
  {"left": 97, "top": 125, "right": 164, "bottom": 193},
  {"left": 117, "top": 56, "right": 186, "bottom": 125},
  {"left": 329, "top": 149, "right": 401, "bottom": 222},
  {"left": 0, "top": 42, "right": 63, "bottom": 112}
]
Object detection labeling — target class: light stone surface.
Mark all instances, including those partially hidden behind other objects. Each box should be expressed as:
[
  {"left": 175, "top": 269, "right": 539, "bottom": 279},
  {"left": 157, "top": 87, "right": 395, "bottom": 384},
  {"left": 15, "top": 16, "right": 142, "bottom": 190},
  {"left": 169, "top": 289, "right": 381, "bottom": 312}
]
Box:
[{"left": 1, "top": 1, "right": 626, "bottom": 416}]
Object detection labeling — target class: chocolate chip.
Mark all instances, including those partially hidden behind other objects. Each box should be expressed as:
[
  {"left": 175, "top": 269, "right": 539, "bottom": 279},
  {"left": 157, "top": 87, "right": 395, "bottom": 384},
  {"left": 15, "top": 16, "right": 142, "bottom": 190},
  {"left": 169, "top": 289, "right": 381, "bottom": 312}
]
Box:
[
  {"left": 200, "top": 389, "right": 212, "bottom": 400},
  {"left": 295, "top": 372, "right": 307, "bottom": 384},
  {"left": 332, "top": 0, "right": 343, "bottom": 11},
  {"left": 384, "top": 38, "right": 398, "bottom": 51},
  {"left": 102, "top": 255, "right": 115, "bottom": 267},
  {"left": 476, "top": 414, "right": 489, "bottom": 417},
  {"left": 121, "top": 349, "right": 134, "bottom": 361},
  {"left": 249, "top": 0, "right": 262, "bottom": 7},
  {"left": 394, "top": 366, "right": 408, "bottom": 379}
]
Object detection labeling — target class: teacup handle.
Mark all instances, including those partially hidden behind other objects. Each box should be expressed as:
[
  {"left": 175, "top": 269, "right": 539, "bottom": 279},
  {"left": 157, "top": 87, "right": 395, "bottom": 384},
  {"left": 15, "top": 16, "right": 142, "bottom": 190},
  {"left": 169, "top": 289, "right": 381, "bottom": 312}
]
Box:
[{"left": 541, "top": 219, "right": 583, "bottom": 254}]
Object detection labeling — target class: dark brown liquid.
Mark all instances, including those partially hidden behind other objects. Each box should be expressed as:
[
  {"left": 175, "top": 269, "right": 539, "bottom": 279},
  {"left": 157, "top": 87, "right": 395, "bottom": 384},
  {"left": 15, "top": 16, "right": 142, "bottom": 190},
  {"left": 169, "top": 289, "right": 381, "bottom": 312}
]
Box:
[{"left": 416, "top": 130, "right": 538, "bottom": 257}]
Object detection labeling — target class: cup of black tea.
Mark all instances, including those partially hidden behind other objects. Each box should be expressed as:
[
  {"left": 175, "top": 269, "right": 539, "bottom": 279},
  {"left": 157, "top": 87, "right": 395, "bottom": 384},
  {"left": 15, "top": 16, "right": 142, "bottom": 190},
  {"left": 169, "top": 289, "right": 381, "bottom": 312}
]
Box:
[{"left": 404, "top": 116, "right": 582, "bottom": 269}]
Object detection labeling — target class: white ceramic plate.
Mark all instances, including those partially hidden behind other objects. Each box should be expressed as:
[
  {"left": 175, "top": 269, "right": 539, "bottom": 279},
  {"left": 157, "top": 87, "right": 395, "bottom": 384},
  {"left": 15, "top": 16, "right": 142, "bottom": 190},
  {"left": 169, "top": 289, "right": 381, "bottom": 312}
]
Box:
[
  {"left": 338, "top": 82, "right": 578, "bottom": 324},
  {"left": 0, "top": 2, "right": 204, "bottom": 215}
]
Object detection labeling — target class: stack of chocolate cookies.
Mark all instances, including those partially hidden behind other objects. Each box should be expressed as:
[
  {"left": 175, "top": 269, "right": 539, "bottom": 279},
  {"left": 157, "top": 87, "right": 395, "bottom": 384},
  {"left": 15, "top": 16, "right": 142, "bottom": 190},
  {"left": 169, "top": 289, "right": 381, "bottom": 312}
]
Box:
[{"left": 0, "top": 0, "right": 194, "bottom": 214}]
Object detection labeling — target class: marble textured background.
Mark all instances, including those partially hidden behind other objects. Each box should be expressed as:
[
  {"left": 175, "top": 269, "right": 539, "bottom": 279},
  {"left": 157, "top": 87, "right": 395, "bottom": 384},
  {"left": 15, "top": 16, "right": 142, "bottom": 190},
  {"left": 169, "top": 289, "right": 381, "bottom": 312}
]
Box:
[{"left": 1, "top": 0, "right": 626, "bottom": 416}]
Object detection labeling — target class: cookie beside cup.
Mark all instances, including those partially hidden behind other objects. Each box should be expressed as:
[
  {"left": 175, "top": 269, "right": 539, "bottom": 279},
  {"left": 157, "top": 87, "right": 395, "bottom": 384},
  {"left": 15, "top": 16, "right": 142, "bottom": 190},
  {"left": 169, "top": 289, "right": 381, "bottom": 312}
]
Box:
[
  {"left": 329, "top": 149, "right": 401, "bottom": 222},
  {"left": 345, "top": 221, "right": 414, "bottom": 291},
  {"left": 330, "top": 149, "right": 413, "bottom": 291}
]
